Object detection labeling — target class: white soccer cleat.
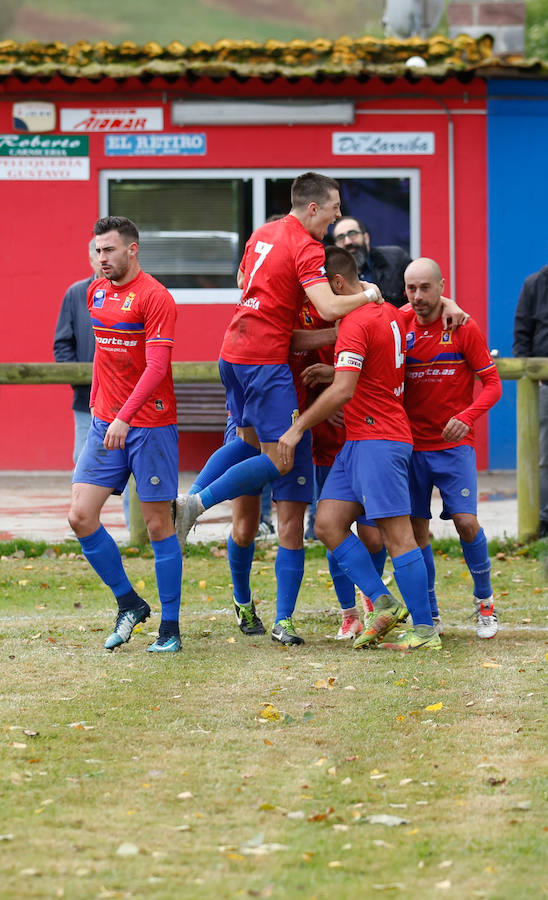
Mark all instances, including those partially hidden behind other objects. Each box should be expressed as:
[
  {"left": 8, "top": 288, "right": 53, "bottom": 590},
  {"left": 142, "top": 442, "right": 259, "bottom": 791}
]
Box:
[
  {"left": 473, "top": 596, "right": 498, "bottom": 639},
  {"left": 174, "top": 492, "right": 204, "bottom": 549}
]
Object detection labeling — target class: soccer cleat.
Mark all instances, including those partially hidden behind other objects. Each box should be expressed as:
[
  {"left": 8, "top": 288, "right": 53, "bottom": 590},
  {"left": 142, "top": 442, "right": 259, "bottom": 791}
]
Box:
[
  {"left": 147, "top": 627, "right": 182, "bottom": 653},
  {"left": 271, "top": 618, "right": 305, "bottom": 646},
  {"left": 378, "top": 626, "right": 442, "bottom": 652},
  {"left": 473, "top": 597, "right": 498, "bottom": 639},
  {"left": 256, "top": 518, "right": 275, "bottom": 539},
  {"left": 104, "top": 601, "right": 151, "bottom": 650},
  {"left": 433, "top": 616, "right": 444, "bottom": 636},
  {"left": 353, "top": 594, "right": 405, "bottom": 649},
  {"left": 174, "top": 492, "right": 204, "bottom": 549},
  {"left": 233, "top": 598, "right": 266, "bottom": 636},
  {"left": 335, "top": 614, "right": 363, "bottom": 640}
]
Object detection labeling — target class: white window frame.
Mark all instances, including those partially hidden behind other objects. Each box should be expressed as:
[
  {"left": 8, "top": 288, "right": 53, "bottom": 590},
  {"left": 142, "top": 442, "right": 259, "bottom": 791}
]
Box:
[{"left": 100, "top": 167, "right": 420, "bottom": 305}]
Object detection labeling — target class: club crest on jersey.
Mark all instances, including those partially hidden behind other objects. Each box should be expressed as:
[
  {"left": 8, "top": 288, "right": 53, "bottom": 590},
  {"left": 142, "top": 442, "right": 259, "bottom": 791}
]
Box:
[
  {"left": 406, "top": 331, "right": 415, "bottom": 350},
  {"left": 440, "top": 331, "right": 453, "bottom": 344},
  {"left": 155, "top": 399, "right": 164, "bottom": 411},
  {"left": 121, "top": 292, "right": 136, "bottom": 311},
  {"left": 92, "top": 289, "right": 106, "bottom": 308}
]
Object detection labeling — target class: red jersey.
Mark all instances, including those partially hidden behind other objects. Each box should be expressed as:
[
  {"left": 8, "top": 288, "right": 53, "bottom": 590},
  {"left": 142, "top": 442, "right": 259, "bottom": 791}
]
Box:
[
  {"left": 220, "top": 215, "right": 328, "bottom": 365},
  {"left": 88, "top": 270, "right": 177, "bottom": 427},
  {"left": 335, "top": 303, "right": 412, "bottom": 443},
  {"left": 401, "top": 308, "right": 501, "bottom": 450}
]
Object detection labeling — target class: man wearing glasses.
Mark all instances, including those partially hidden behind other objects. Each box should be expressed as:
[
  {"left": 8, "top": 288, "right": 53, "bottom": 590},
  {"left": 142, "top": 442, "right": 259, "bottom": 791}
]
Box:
[{"left": 332, "top": 216, "right": 411, "bottom": 308}]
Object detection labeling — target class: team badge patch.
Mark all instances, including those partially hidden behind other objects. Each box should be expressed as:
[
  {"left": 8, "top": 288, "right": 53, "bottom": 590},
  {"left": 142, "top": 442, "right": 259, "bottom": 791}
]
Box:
[
  {"left": 155, "top": 399, "right": 164, "bottom": 411},
  {"left": 121, "top": 292, "right": 136, "bottom": 311},
  {"left": 92, "top": 289, "right": 106, "bottom": 308},
  {"left": 440, "top": 331, "right": 453, "bottom": 344},
  {"left": 406, "top": 331, "right": 415, "bottom": 350}
]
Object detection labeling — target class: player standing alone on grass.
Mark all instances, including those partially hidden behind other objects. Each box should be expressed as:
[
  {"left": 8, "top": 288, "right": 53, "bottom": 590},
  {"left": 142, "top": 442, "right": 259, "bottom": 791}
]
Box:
[
  {"left": 401, "top": 257, "right": 502, "bottom": 638},
  {"left": 68, "top": 216, "right": 183, "bottom": 653}
]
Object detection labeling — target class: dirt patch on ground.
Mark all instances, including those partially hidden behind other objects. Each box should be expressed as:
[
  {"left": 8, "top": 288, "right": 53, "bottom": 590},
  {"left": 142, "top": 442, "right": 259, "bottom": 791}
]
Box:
[{"left": 12, "top": 6, "right": 123, "bottom": 43}]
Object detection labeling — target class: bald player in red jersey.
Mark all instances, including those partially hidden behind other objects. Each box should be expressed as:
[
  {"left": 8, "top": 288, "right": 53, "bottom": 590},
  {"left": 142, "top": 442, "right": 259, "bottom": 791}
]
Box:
[
  {"left": 69, "top": 216, "right": 182, "bottom": 654},
  {"left": 279, "top": 246, "right": 440, "bottom": 652},
  {"left": 401, "top": 257, "right": 502, "bottom": 639}
]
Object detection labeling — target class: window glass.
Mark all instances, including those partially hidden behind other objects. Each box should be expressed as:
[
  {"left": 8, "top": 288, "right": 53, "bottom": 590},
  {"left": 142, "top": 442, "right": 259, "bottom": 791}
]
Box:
[{"left": 108, "top": 178, "right": 252, "bottom": 288}]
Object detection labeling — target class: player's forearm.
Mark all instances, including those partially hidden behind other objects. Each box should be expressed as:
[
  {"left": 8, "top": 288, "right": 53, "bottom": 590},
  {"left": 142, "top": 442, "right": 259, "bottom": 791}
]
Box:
[
  {"left": 290, "top": 327, "right": 336, "bottom": 352},
  {"left": 313, "top": 291, "right": 373, "bottom": 322},
  {"left": 117, "top": 345, "right": 171, "bottom": 424},
  {"left": 291, "top": 382, "right": 352, "bottom": 436},
  {"left": 454, "top": 368, "right": 502, "bottom": 428}
]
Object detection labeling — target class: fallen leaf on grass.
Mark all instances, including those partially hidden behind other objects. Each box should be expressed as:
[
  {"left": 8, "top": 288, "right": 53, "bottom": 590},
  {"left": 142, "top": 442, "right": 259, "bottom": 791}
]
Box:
[
  {"left": 0, "top": 834, "right": 14, "bottom": 841},
  {"left": 424, "top": 702, "right": 443, "bottom": 712},
  {"left": 482, "top": 661, "right": 501, "bottom": 669},
  {"left": 370, "top": 772, "right": 387, "bottom": 780},
  {"left": 435, "top": 881, "right": 451, "bottom": 890},
  {"left": 116, "top": 843, "right": 139, "bottom": 857},
  {"left": 314, "top": 757, "right": 327, "bottom": 766},
  {"left": 258, "top": 704, "right": 281, "bottom": 721},
  {"left": 328, "top": 860, "right": 342, "bottom": 868},
  {"left": 438, "top": 860, "right": 453, "bottom": 869},
  {"left": 308, "top": 807, "right": 334, "bottom": 822},
  {"left": 372, "top": 884, "right": 405, "bottom": 892},
  {"left": 135, "top": 580, "right": 145, "bottom": 591},
  {"left": 313, "top": 678, "right": 336, "bottom": 690}
]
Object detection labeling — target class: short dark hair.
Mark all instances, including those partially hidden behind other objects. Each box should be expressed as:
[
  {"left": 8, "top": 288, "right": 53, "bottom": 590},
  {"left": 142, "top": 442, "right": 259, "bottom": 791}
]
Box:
[
  {"left": 325, "top": 245, "right": 359, "bottom": 282},
  {"left": 333, "top": 215, "right": 371, "bottom": 238},
  {"left": 93, "top": 216, "right": 139, "bottom": 243},
  {"left": 291, "top": 172, "right": 339, "bottom": 210}
]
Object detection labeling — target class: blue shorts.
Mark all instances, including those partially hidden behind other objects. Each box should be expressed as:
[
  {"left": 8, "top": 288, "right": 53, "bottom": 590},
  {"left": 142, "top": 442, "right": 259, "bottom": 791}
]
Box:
[
  {"left": 315, "top": 460, "right": 375, "bottom": 526},
  {"left": 409, "top": 445, "right": 478, "bottom": 520},
  {"left": 319, "top": 439, "right": 412, "bottom": 521},
  {"left": 225, "top": 414, "right": 313, "bottom": 504},
  {"left": 73, "top": 416, "right": 179, "bottom": 502},
  {"left": 219, "top": 359, "right": 299, "bottom": 443}
]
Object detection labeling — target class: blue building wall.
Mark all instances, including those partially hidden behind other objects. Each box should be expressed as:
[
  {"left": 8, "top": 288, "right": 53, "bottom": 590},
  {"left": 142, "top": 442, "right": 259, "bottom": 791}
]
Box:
[{"left": 488, "top": 79, "right": 548, "bottom": 468}]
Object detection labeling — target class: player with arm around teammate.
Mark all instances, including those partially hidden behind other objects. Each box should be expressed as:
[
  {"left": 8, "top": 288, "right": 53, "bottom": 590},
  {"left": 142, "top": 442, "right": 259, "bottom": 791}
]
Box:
[
  {"left": 173, "top": 172, "right": 383, "bottom": 548},
  {"left": 402, "top": 258, "right": 502, "bottom": 638},
  {"left": 279, "top": 247, "right": 440, "bottom": 652}
]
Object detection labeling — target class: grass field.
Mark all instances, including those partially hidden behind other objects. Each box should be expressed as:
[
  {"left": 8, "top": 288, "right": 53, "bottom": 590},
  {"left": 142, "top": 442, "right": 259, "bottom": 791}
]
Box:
[{"left": 0, "top": 540, "right": 546, "bottom": 899}]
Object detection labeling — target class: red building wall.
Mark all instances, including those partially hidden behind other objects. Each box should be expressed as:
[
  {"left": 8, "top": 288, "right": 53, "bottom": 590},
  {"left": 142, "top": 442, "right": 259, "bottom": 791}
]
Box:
[{"left": 0, "top": 77, "right": 488, "bottom": 469}]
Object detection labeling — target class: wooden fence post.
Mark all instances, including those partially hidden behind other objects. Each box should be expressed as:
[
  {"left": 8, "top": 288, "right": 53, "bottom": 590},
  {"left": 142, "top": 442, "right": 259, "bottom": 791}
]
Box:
[{"left": 516, "top": 376, "right": 539, "bottom": 541}]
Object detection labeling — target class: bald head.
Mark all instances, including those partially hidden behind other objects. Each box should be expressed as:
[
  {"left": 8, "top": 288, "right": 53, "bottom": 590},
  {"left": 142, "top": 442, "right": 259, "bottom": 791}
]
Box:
[{"left": 404, "top": 257, "right": 445, "bottom": 323}]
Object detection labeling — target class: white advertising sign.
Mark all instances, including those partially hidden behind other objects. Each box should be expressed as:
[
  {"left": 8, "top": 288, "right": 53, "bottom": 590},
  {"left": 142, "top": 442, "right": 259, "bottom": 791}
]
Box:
[
  {"left": 333, "top": 132, "right": 435, "bottom": 155},
  {"left": 60, "top": 107, "right": 164, "bottom": 132},
  {"left": 13, "top": 101, "right": 56, "bottom": 133},
  {"left": 0, "top": 157, "right": 90, "bottom": 180}
]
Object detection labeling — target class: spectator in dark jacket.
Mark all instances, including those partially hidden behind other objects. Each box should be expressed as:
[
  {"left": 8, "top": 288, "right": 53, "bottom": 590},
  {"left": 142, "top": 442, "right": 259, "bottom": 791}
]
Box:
[
  {"left": 332, "top": 216, "right": 411, "bottom": 308},
  {"left": 53, "top": 238, "right": 101, "bottom": 464},
  {"left": 513, "top": 264, "right": 548, "bottom": 536}
]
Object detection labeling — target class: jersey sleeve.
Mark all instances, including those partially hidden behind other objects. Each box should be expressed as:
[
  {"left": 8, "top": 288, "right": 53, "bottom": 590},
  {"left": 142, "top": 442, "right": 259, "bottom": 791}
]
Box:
[
  {"left": 294, "top": 240, "right": 328, "bottom": 291},
  {"left": 334, "top": 315, "right": 368, "bottom": 372},
  {"left": 453, "top": 320, "right": 502, "bottom": 428},
  {"left": 142, "top": 287, "right": 177, "bottom": 348}
]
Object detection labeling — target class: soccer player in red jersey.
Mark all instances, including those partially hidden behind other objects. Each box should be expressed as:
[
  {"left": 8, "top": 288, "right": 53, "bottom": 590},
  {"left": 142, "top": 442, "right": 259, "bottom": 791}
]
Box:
[
  {"left": 279, "top": 247, "right": 440, "bottom": 652},
  {"left": 401, "top": 258, "right": 502, "bottom": 638},
  {"left": 174, "top": 174, "right": 383, "bottom": 639},
  {"left": 68, "top": 217, "right": 182, "bottom": 653}
]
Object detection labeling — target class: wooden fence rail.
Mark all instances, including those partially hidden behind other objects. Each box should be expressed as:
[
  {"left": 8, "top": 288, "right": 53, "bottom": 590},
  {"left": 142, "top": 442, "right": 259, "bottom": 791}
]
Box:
[{"left": 1, "top": 358, "right": 547, "bottom": 543}]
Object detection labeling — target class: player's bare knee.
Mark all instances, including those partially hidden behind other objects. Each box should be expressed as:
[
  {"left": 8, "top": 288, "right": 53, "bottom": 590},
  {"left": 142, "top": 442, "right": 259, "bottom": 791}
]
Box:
[
  {"left": 453, "top": 515, "right": 480, "bottom": 543},
  {"left": 68, "top": 504, "right": 91, "bottom": 536}
]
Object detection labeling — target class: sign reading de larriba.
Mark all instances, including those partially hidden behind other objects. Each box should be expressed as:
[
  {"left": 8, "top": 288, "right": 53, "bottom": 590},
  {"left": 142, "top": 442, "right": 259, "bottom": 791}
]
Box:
[
  {"left": 60, "top": 107, "right": 164, "bottom": 132},
  {"left": 332, "top": 132, "right": 435, "bottom": 155}
]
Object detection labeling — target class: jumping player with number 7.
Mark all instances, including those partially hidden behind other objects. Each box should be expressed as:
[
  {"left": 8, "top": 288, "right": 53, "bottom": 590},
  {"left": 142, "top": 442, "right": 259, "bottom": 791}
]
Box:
[
  {"left": 174, "top": 173, "right": 383, "bottom": 552},
  {"left": 278, "top": 246, "right": 440, "bottom": 652}
]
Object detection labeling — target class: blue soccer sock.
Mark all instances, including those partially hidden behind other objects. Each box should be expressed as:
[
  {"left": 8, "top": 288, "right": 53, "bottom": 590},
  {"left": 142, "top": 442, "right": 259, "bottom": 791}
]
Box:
[
  {"left": 460, "top": 527, "right": 492, "bottom": 599},
  {"left": 327, "top": 550, "right": 356, "bottom": 610},
  {"left": 151, "top": 534, "right": 182, "bottom": 625},
  {"left": 331, "top": 533, "right": 389, "bottom": 602},
  {"left": 200, "top": 455, "right": 280, "bottom": 509},
  {"left": 275, "top": 547, "right": 305, "bottom": 622},
  {"left": 421, "top": 543, "right": 439, "bottom": 617},
  {"left": 392, "top": 547, "right": 433, "bottom": 627},
  {"left": 188, "top": 439, "right": 259, "bottom": 494},
  {"left": 370, "top": 547, "right": 387, "bottom": 578},
  {"left": 228, "top": 535, "right": 255, "bottom": 606},
  {"left": 79, "top": 525, "right": 133, "bottom": 599}
]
